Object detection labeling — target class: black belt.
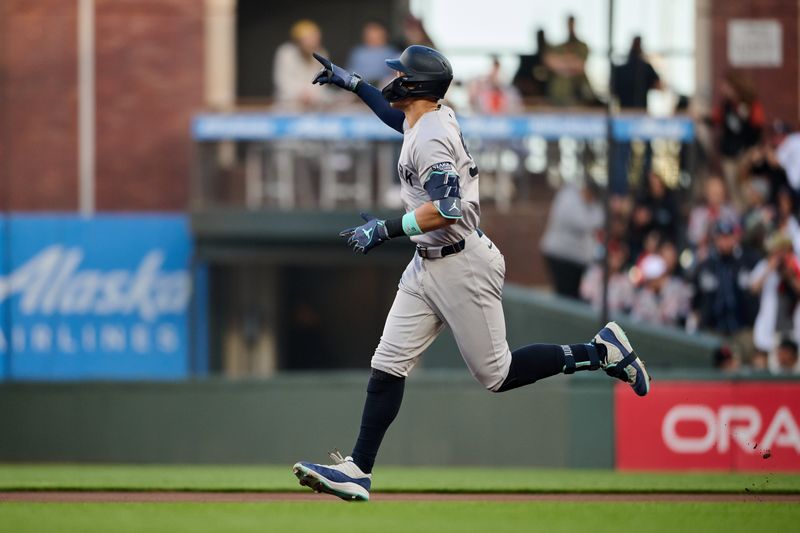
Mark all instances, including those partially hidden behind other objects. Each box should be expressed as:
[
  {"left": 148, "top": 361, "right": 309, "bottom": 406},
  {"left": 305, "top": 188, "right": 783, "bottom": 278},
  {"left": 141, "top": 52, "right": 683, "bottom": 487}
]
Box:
[
  {"left": 416, "top": 239, "right": 465, "bottom": 259},
  {"left": 416, "top": 229, "right": 483, "bottom": 259}
]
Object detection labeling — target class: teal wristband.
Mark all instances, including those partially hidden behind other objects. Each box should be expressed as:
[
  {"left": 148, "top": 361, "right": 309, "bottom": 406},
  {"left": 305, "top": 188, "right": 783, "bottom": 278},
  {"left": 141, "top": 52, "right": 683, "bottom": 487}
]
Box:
[{"left": 402, "top": 211, "right": 423, "bottom": 236}]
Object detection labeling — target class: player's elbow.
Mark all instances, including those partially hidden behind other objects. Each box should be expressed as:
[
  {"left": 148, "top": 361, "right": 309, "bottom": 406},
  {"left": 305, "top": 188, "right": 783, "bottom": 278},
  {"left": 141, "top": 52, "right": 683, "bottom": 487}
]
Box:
[{"left": 433, "top": 198, "right": 463, "bottom": 223}]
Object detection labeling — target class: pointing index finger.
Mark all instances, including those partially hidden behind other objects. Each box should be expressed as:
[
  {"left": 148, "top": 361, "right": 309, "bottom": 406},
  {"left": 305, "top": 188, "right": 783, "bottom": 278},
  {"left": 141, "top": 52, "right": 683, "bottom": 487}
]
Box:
[{"left": 312, "top": 52, "right": 331, "bottom": 69}]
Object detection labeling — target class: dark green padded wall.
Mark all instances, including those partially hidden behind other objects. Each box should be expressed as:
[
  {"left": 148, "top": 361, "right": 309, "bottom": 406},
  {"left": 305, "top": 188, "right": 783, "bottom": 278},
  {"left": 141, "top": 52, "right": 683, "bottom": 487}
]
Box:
[{"left": 0, "top": 373, "right": 613, "bottom": 467}]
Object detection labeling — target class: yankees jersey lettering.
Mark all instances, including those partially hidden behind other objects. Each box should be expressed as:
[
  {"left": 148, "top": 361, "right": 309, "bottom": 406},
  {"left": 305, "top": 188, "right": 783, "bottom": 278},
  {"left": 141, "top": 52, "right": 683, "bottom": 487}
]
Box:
[{"left": 398, "top": 105, "right": 480, "bottom": 247}]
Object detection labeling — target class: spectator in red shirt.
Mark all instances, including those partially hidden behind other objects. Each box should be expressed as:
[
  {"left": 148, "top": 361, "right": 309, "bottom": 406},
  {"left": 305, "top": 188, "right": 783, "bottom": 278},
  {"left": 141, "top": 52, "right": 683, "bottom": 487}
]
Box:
[{"left": 469, "top": 56, "right": 522, "bottom": 114}]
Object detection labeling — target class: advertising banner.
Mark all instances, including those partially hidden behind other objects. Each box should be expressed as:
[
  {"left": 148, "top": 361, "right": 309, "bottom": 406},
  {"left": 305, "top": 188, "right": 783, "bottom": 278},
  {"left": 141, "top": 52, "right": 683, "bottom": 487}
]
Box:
[
  {"left": 0, "top": 216, "right": 6, "bottom": 380},
  {"left": 193, "top": 113, "right": 695, "bottom": 142},
  {"left": 615, "top": 381, "right": 800, "bottom": 471},
  {"left": 0, "top": 214, "right": 193, "bottom": 380}
]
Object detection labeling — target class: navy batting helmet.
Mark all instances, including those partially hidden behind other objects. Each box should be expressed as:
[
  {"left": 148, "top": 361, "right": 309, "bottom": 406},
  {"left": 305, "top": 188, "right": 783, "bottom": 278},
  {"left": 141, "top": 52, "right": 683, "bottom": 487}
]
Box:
[{"left": 382, "top": 45, "right": 453, "bottom": 102}]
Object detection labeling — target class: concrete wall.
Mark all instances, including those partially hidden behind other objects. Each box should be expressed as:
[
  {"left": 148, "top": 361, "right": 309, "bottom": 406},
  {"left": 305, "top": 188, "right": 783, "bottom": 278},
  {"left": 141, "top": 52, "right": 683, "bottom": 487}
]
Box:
[{"left": 0, "top": 372, "right": 614, "bottom": 467}]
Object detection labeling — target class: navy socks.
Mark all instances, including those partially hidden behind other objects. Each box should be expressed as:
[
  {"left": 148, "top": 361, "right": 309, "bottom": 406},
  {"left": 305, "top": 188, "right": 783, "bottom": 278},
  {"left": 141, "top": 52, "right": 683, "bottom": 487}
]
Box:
[
  {"left": 350, "top": 344, "right": 607, "bottom": 471},
  {"left": 351, "top": 369, "right": 405, "bottom": 474},
  {"left": 496, "top": 343, "right": 605, "bottom": 392}
]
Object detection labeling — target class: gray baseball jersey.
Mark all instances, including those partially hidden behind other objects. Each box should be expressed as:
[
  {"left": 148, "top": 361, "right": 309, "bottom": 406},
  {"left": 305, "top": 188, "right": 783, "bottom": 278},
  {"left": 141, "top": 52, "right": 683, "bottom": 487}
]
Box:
[
  {"left": 397, "top": 104, "right": 480, "bottom": 247},
  {"left": 372, "top": 106, "right": 512, "bottom": 391}
]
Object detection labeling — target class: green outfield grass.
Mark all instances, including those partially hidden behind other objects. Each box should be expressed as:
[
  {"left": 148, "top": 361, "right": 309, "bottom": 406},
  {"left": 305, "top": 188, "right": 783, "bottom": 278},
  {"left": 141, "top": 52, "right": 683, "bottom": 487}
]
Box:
[
  {"left": 1, "top": 501, "right": 799, "bottom": 533},
  {"left": 0, "top": 464, "right": 799, "bottom": 493}
]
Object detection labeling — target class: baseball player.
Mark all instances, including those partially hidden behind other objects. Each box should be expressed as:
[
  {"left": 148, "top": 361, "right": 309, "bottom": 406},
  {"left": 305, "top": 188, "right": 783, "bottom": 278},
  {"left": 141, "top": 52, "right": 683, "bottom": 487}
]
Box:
[{"left": 293, "top": 45, "right": 651, "bottom": 501}]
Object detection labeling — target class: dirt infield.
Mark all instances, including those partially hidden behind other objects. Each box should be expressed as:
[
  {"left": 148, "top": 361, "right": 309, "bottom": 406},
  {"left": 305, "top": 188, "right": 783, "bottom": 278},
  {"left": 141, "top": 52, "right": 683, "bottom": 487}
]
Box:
[{"left": 1, "top": 491, "right": 798, "bottom": 503}]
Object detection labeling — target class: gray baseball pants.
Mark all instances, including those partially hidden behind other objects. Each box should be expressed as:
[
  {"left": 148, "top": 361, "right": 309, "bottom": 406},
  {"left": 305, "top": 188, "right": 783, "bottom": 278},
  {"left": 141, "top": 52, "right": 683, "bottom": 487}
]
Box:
[{"left": 370, "top": 231, "right": 512, "bottom": 391}]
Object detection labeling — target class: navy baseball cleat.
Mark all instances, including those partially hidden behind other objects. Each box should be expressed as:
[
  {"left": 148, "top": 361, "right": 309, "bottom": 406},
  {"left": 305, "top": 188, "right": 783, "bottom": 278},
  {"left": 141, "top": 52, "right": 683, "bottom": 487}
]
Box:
[
  {"left": 593, "top": 321, "right": 651, "bottom": 396},
  {"left": 293, "top": 450, "right": 371, "bottom": 501}
]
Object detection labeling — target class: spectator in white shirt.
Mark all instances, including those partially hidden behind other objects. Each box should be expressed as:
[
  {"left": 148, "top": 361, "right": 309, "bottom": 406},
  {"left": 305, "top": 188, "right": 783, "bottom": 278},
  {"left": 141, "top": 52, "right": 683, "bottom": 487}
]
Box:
[
  {"left": 541, "top": 181, "right": 604, "bottom": 299},
  {"left": 273, "top": 19, "right": 332, "bottom": 109},
  {"left": 749, "top": 233, "right": 800, "bottom": 355},
  {"left": 630, "top": 254, "right": 692, "bottom": 326}
]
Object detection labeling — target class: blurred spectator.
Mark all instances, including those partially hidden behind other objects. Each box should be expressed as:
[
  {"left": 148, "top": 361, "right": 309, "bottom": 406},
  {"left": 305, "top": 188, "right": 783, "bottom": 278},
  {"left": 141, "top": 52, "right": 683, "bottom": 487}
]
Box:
[
  {"left": 580, "top": 242, "right": 634, "bottom": 314},
  {"left": 512, "top": 29, "right": 551, "bottom": 102},
  {"left": 604, "top": 196, "right": 636, "bottom": 264},
  {"left": 469, "top": 56, "right": 522, "bottom": 114},
  {"left": 774, "top": 186, "right": 799, "bottom": 239},
  {"left": 710, "top": 71, "right": 765, "bottom": 207},
  {"left": 273, "top": 20, "right": 330, "bottom": 109},
  {"left": 775, "top": 121, "right": 800, "bottom": 191},
  {"left": 630, "top": 254, "right": 692, "bottom": 326},
  {"left": 659, "top": 240, "right": 681, "bottom": 277},
  {"left": 543, "top": 15, "right": 596, "bottom": 106},
  {"left": 628, "top": 171, "right": 680, "bottom": 259},
  {"left": 611, "top": 36, "right": 662, "bottom": 109},
  {"left": 740, "top": 177, "right": 772, "bottom": 252},
  {"left": 635, "top": 230, "right": 664, "bottom": 266},
  {"left": 691, "top": 220, "right": 754, "bottom": 360},
  {"left": 687, "top": 176, "right": 738, "bottom": 257},
  {"left": 397, "top": 15, "right": 435, "bottom": 48},
  {"left": 749, "top": 233, "right": 800, "bottom": 356},
  {"left": 540, "top": 181, "right": 604, "bottom": 299},
  {"left": 347, "top": 21, "right": 400, "bottom": 86},
  {"left": 771, "top": 185, "right": 800, "bottom": 258},
  {"left": 775, "top": 338, "right": 800, "bottom": 374},
  {"left": 740, "top": 129, "right": 790, "bottom": 207},
  {"left": 712, "top": 345, "right": 740, "bottom": 373},
  {"left": 751, "top": 350, "right": 769, "bottom": 371},
  {"left": 608, "top": 37, "right": 662, "bottom": 194}
]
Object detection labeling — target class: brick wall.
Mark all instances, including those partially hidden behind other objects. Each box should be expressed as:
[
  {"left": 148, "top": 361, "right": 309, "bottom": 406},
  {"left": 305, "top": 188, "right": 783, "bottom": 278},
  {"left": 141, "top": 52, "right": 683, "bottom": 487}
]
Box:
[
  {"left": 711, "top": 0, "right": 799, "bottom": 123},
  {"left": 0, "top": 0, "right": 203, "bottom": 211},
  {"left": 1, "top": 0, "right": 79, "bottom": 210},
  {"left": 94, "top": 0, "right": 203, "bottom": 210}
]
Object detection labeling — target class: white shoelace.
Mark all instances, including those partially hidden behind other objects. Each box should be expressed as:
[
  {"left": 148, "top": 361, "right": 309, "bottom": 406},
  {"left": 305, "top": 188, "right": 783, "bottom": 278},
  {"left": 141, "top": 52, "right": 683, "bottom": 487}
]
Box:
[{"left": 328, "top": 449, "right": 347, "bottom": 465}]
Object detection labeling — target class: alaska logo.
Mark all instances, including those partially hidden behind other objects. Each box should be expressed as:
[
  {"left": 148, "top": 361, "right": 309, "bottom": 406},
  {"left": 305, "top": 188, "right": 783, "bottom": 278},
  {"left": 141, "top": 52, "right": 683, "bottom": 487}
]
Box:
[{"left": 0, "top": 245, "right": 191, "bottom": 321}]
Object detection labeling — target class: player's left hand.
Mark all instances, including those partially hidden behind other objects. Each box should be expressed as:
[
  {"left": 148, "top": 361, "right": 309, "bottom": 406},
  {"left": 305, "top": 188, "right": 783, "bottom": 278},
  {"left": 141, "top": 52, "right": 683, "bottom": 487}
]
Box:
[{"left": 339, "top": 213, "right": 390, "bottom": 254}]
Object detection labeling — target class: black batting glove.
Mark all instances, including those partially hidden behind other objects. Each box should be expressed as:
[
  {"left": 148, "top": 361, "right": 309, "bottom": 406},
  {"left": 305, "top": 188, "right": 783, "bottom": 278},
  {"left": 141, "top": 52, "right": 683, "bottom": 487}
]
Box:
[
  {"left": 312, "top": 53, "right": 362, "bottom": 92},
  {"left": 339, "top": 213, "right": 390, "bottom": 254}
]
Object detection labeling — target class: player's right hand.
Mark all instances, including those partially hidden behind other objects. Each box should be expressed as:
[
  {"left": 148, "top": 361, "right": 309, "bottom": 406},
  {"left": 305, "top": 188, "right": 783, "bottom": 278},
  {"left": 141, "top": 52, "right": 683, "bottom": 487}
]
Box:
[
  {"left": 339, "top": 213, "right": 390, "bottom": 255},
  {"left": 312, "top": 53, "right": 361, "bottom": 92}
]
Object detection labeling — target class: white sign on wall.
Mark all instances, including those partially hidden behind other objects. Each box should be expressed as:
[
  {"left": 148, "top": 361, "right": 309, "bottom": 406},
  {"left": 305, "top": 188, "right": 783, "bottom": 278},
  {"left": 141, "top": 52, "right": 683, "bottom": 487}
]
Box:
[{"left": 728, "top": 19, "right": 783, "bottom": 67}]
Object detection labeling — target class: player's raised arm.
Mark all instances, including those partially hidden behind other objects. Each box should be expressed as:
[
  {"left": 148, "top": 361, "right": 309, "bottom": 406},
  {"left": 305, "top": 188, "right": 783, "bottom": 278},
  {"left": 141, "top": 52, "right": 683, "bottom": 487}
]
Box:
[{"left": 311, "top": 53, "right": 405, "bottom": 134}]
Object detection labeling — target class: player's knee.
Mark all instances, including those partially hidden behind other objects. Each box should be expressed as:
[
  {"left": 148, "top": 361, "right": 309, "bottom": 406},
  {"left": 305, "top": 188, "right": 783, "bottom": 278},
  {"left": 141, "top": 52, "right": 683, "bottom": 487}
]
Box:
[
  {"left": 472, "top": 368, "right": 505, "bottom": 393},
  {"left": 370, "top": 346, "right": 413, "bottom": 379},
  {"left": 487, "top": 381, "right": 505, "bottom": 393}
]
